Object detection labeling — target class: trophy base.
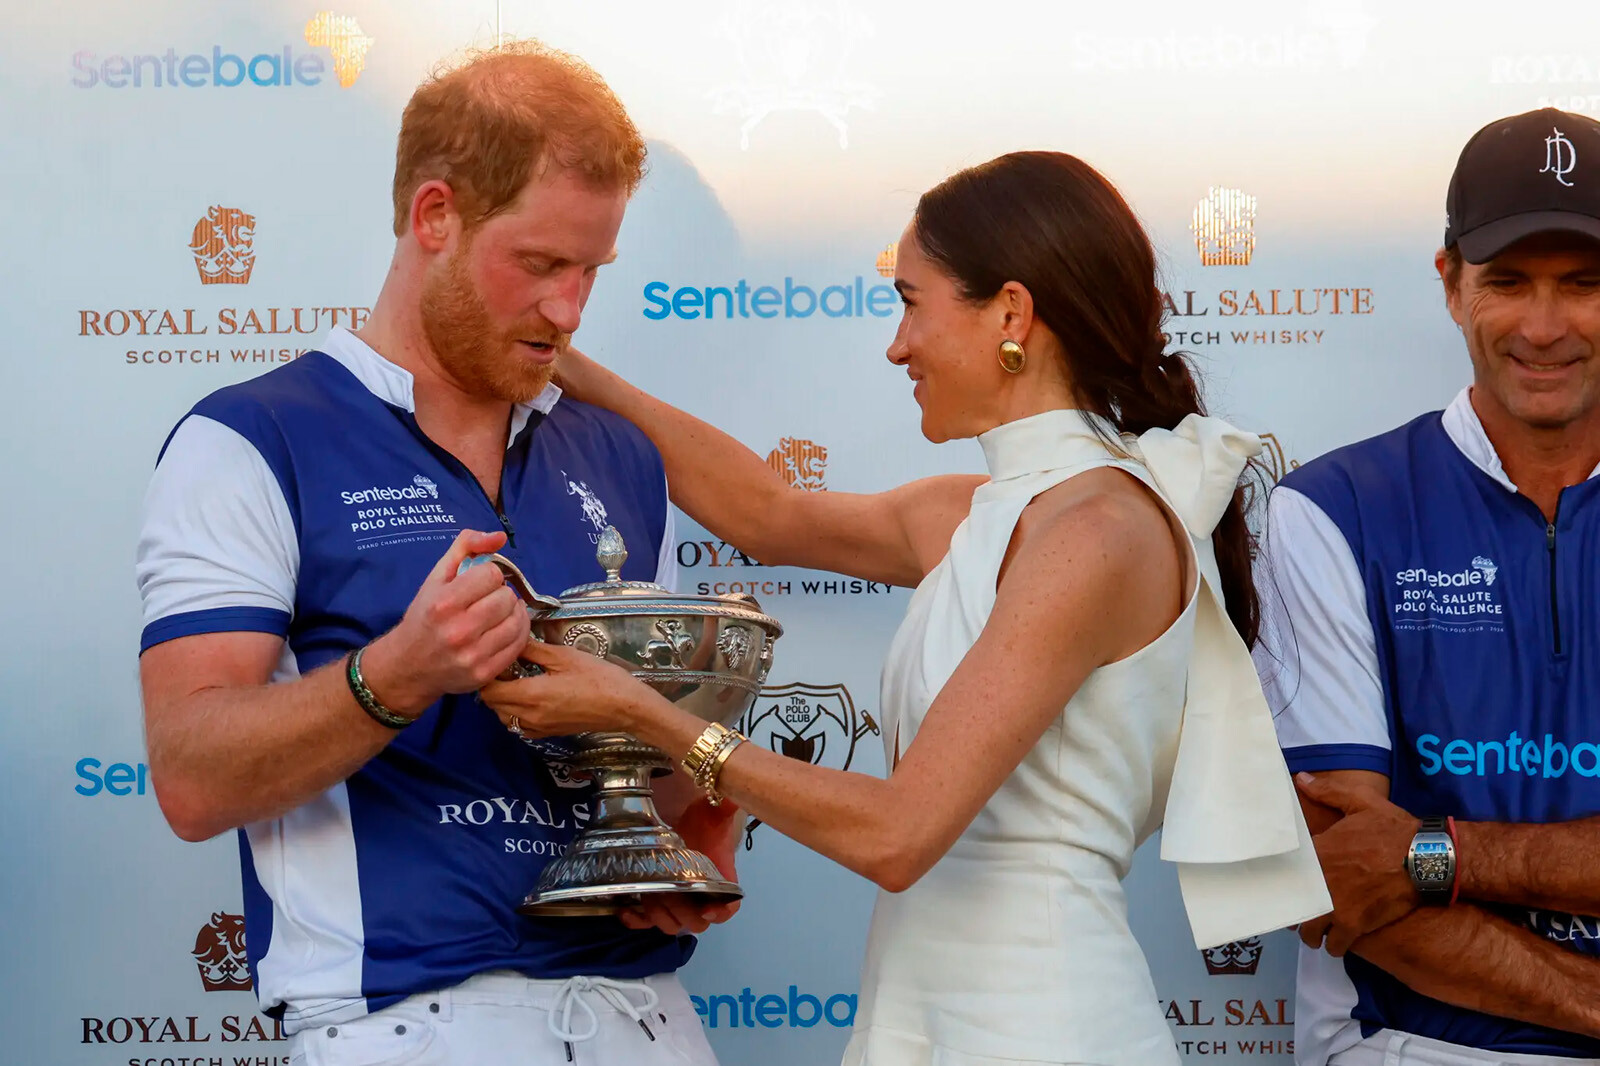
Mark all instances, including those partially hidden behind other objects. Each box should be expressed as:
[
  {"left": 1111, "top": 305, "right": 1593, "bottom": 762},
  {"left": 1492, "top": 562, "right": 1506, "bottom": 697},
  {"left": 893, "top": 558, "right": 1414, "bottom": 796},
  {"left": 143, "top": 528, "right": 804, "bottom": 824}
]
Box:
[
  {"left": 518, "top": 732, "right": 743, "bottom": 918},
  {"left": 519, "top": 879, "right": 744, "bottom": 917},
  {"left": 518, "top": 826, "right": 744, "bottom": 917}
]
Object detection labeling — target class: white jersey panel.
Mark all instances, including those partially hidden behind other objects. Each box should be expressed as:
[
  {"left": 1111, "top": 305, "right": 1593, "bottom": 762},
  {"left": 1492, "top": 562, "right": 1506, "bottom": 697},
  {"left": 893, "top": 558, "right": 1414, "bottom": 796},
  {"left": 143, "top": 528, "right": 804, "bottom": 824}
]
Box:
[
  {"left": 1254, "top": 486, "right": 1390, "bottom": 761},
  {"left": 137, "top": 414, "right": 299, "bottom": 639}
]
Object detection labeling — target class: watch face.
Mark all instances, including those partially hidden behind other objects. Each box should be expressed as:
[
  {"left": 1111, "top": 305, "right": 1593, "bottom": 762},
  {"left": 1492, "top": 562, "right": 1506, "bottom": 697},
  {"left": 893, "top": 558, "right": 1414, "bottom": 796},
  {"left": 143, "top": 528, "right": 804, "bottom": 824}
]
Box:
[{"left": 1412, "top": 837, "right": 1453, "bottom": 885}]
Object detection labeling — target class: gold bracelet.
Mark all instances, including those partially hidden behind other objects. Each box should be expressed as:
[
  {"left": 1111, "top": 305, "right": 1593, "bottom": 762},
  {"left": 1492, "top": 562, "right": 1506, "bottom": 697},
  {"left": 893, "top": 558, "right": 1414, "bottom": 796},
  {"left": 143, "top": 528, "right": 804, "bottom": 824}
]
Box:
[
  {"left": 682, "top": 723, "right": 732, "bottom": 787},
  {"left": 694, "top": 728, "right": 742, "bottom": 799},
  {"left": 681, "top": 722, "right": 747, "bottom": 805},
  {"left": 702, "top": 728, "right": 746, "bottom": 806}
]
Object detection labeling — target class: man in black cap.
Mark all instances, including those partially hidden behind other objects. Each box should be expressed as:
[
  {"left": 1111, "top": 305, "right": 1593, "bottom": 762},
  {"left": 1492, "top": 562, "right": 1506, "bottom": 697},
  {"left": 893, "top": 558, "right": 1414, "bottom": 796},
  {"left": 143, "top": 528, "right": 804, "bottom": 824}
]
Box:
[{"left": 1256, "top": 108, "right": 1600, "bottom": 1065}]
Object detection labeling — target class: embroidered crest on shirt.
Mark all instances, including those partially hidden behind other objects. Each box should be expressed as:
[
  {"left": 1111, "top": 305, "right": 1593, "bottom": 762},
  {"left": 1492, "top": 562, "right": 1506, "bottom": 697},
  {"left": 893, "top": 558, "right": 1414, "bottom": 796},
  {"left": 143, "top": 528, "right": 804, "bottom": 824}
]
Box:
[
  {"left": 561, "top": 471, "right": 611, "bottom": 536},
  {"left": 1392, "top": 556, "right": 1506, "bottom": 633}
]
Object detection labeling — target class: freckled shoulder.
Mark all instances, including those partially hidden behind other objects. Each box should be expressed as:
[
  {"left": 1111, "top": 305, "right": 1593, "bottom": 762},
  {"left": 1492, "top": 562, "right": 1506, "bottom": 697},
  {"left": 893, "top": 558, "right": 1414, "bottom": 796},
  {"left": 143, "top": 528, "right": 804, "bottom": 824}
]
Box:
[
  {"left": 1004, "top": 468, "right": 1186, "bottom": 626},
  {"left": 1017, "top": 467, "right": 1174, "bottom": 557}
]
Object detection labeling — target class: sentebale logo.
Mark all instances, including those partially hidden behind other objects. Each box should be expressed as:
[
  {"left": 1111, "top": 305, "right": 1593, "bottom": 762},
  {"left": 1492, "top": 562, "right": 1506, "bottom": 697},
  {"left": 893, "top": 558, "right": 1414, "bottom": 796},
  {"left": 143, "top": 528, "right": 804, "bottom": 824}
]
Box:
[
  {"left": 71, "top": 12, "right": 372, "bottom": 89},
  {"left": 1417, "top": 730, "right": 1600, "bottom": 779},
  {"left": 643, "top": 249, "right": 899, "bottom": 321}
]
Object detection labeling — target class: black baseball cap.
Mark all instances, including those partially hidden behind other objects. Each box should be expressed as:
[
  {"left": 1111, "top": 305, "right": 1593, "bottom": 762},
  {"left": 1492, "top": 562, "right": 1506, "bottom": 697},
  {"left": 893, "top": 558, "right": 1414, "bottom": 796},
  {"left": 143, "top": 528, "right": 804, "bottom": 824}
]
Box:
[{"left": 1444, "top": 108, "right": 1600, "bottom": 263}]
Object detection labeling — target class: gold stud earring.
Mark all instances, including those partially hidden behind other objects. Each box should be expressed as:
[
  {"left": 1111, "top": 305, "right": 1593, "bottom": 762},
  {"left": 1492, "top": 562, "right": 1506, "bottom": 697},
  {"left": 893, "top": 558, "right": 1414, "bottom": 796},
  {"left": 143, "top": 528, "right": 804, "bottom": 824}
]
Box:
[{"left": 998, "top": 339, "right": 1026, "bottom": 374}]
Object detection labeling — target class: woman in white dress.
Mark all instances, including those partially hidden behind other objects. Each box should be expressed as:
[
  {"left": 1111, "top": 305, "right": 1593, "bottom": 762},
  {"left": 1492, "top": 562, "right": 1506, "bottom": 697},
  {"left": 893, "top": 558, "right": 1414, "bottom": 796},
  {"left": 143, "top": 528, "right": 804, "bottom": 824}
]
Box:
[{"left": 480, "top": 151, "right": 1329, "bottom": 1065}]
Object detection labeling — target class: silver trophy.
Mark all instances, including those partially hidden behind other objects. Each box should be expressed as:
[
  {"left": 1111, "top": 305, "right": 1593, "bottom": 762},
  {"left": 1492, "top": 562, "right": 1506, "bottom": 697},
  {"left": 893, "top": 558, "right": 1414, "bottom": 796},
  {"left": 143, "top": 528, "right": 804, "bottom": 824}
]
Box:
[{"left": 462, "top": 526, "right": 782, "bottom": 916}]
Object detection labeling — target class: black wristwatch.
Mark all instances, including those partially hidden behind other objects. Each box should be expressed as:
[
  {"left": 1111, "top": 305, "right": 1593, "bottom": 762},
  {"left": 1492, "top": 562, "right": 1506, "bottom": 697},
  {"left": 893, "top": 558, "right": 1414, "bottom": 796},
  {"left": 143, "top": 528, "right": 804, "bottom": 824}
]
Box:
[{"left": 1404, "top": 816, "right": 1457, "bottom": 905}]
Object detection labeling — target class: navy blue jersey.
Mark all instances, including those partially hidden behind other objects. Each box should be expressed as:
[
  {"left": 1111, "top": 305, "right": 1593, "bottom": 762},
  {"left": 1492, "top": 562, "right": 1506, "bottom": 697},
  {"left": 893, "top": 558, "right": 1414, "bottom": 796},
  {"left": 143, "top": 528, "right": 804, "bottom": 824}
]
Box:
[
  {"left": 1260, "top": 388, "right": 1600, "bottom": 1061},
  {"left": 137, "top": 329, "right": 688, "bottom": 1031}
]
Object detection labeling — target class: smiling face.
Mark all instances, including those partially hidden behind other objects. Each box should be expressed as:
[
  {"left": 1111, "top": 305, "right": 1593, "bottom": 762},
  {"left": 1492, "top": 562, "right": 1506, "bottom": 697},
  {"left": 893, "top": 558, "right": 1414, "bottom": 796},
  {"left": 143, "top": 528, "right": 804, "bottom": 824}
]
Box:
[
  {"left": 1446, "top": 234, "right": 1600, "bottom": 432},
  {"left": 419, "top": 166, "right": 625, "bottom": 404},
  {"left": 886, "top": 227, "right": 1020, "bottom": 443}
]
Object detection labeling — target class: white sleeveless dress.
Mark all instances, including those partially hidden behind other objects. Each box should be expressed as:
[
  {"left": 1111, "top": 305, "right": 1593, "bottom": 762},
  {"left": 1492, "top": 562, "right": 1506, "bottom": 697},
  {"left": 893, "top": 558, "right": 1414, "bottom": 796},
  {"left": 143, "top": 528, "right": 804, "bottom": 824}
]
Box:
[{"left": 841, "top": 409, "right": 1330, "bottom": 1066}]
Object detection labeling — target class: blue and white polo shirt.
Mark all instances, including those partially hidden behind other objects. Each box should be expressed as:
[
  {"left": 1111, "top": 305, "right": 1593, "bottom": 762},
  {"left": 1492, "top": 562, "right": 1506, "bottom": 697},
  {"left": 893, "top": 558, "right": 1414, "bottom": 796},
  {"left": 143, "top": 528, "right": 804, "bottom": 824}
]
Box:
[
  {"left": 1257, "top": 387, "right": 1600, "bottom": 1063},
  {"left": 136, "top": 327, "right": 687, "bottom": 1032}
]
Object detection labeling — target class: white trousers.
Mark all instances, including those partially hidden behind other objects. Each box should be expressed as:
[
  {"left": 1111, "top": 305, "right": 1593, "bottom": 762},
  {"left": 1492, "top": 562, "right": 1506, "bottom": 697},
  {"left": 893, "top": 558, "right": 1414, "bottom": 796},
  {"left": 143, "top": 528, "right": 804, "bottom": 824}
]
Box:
[
  {"left": 1330, "top": 1029, "right": 1600, "bottom": 1066},
  {"left": 288, "top": 971, "right": 717, "bottom": 1066}
]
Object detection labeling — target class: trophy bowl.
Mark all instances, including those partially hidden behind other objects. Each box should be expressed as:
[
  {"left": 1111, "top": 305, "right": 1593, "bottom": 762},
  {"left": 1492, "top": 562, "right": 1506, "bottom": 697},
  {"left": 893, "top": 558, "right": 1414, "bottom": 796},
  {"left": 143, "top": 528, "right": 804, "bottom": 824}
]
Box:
[{"left": 463, "top": 525, "right": 782, "bottom": 917}]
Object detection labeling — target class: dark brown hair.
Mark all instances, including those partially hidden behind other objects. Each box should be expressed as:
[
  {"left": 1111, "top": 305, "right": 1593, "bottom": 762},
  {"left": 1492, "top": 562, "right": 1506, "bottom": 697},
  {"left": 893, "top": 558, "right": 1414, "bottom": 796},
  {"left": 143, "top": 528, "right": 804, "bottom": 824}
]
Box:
[
  {"left": 912, "top": 151, "right": 1260, "bottom": 646},
  {"left": 1441, "top": 244, "right": 1464, "bottom": 292}
]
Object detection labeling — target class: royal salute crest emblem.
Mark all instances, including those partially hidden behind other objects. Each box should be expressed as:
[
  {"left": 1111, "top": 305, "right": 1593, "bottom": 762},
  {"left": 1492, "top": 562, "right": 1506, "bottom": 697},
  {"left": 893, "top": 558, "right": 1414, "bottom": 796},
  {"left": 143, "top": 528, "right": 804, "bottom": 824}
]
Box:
[
  {"left": 766, "top": 438, "right": 828, "bottom": 492},
  {"left": 191, "top": 912, "right": 252, "bottom": 992},
  {"left": 1202, "top": 936, "right": 1264, "bottom": 976},
  {"left": 189, "top": 206, "right": 256, "bottom": 286},
  {"left": 1190, "top": 186, "right": 1257, "bottom": 267}
]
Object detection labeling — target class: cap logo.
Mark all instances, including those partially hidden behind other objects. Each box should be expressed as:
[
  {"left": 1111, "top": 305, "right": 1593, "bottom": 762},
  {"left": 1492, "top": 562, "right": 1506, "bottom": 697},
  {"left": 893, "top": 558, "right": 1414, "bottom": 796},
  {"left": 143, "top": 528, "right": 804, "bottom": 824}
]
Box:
[{"left": 1542, "top": 126, "right": 1577, "bottom": 188}]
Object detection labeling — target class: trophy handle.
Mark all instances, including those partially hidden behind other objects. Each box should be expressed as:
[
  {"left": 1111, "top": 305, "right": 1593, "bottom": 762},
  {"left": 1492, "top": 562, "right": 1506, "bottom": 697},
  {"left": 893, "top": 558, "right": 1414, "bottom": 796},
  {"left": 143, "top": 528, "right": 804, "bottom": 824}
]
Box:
[
  {"left": 458, "top": 553, "right": 561, "bottom": 679},
  {"left": 459, "top": 552, "right": 562, "bottom": 611}
]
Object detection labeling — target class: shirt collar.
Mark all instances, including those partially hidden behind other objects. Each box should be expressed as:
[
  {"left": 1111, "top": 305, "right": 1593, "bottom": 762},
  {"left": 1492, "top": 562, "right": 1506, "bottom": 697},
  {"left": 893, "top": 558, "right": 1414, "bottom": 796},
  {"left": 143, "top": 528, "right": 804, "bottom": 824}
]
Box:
[
  {"left": 317, "top": 326, "right": 562, "bottom": 448},
  {"left": 1440, "top": 385, "right": 1600, "bottom": 493}
]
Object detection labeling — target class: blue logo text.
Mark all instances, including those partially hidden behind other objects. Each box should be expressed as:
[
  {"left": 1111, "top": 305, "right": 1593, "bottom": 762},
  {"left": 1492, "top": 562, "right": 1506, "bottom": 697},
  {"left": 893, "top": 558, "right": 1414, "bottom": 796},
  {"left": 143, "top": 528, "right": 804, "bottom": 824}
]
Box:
[
  {"left": 1416, "top": 732, "right": 1600, "bottom": 778},
  {"left": 76, "top": 758, "right": 151, "bottom": 796},
  {"left": 690, "top": 986, "right": 857, "bottom": 1029},
  {"left": 72, "top": 47, "right": 326, "bottom": 88},
  {"left": 643, "top": 278, "right": 897, "bottom": 321}
]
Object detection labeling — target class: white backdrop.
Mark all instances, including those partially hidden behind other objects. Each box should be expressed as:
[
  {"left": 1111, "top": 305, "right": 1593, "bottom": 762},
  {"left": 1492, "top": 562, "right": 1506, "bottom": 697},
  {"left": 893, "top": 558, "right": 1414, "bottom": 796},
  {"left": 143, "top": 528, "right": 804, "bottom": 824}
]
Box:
[{"left": 6, "top": 1, "right": 1597, "bottom": 1062}]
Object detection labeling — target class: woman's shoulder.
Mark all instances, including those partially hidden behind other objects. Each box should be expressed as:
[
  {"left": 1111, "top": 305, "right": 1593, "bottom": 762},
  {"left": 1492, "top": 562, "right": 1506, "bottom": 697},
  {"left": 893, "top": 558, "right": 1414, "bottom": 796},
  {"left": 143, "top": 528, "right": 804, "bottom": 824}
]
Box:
[
  {"left": 1003, "top": 466, "right": 1186, "bottom": 641},
  {"left": 1016, "top": 464, "right": 1174, "bottom": 555}
]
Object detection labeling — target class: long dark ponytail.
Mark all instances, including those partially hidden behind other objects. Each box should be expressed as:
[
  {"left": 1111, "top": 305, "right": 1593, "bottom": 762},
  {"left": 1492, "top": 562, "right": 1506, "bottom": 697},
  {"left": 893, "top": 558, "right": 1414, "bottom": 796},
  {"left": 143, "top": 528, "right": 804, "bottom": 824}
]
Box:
[{"left": 912, "top": 151, "right": 1260, "bottom": 647}]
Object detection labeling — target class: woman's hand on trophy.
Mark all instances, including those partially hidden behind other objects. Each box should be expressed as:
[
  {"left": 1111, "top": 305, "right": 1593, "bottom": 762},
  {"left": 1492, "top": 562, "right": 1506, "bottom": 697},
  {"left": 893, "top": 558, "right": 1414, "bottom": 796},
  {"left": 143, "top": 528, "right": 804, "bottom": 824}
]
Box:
[
  {"left": 619, "top": 799, "right": 744, "bottom": 936},
  {"left": 478, "top": 638, "right": 656, "bottom": 737}
]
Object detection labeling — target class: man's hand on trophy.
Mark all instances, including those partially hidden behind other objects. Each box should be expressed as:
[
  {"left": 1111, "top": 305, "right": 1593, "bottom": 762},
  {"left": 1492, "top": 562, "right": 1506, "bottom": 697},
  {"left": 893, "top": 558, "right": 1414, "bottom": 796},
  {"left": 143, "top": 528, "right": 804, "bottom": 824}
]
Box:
[
  {"left": 1293, "top": 772, "right": 1422, "bottom": 956},
  {"left": 619, "top": 799, "right": 744, "bottom": 936},
  {"left": 478, "top": 639, "right": 657, "bottom": 737},
  {"left": 360, "top": 530, "right": 530, "bottom": 716}
]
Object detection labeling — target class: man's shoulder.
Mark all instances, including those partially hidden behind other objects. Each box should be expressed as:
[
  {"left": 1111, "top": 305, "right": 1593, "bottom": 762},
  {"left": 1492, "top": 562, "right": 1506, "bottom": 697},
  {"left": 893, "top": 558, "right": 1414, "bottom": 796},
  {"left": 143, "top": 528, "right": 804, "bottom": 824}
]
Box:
[
  {"left": 162, "top": 352, "right": 353, "bottom": 463},
  {"left": 544, "top": 397, "right": 663, "bottom": 466},
  {"left": 1279, "top": 410, "right": 1449, "bottom": 513},
  {"left": 188, "top": 351, "right": 345, "bottom": 425}
]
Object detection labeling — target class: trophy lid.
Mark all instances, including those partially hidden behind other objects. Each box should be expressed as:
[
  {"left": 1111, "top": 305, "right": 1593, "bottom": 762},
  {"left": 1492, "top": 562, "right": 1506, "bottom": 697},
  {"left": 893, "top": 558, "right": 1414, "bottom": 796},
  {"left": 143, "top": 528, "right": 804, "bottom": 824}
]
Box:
[
  {"left": 550, "top": 527, "right": 780, "bottom": 635},
  {"left": 558, "top": 526, "right": 672, "bottom": 599}
]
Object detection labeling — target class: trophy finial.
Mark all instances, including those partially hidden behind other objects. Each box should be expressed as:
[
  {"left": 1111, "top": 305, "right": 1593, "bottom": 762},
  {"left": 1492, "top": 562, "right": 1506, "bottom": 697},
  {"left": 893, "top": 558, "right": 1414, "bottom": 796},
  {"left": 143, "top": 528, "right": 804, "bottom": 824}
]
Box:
[{"left": 597, "top": 526, "right": 628, "bottom": 582}]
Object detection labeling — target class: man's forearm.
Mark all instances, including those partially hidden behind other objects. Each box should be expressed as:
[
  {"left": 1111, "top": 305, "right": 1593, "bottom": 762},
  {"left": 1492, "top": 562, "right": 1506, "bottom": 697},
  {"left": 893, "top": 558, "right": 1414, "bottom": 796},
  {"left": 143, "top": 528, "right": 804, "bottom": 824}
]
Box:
[
  {"left": 147, "top": 650, "right": 398, "bottom": 841},
  {"left": 1457, "top": 817, "right": 1600, "bottom": 914},
  {"left": 1350, "top": 902, "right": 1600, "bottom": 1038}
]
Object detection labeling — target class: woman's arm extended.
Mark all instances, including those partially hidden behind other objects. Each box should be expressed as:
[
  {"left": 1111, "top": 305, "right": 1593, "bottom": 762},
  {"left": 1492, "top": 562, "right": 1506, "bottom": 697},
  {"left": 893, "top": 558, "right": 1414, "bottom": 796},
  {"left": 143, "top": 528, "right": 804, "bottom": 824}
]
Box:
[
  {"left": 483, "top": 469, "right": 1185, "bottom": 890},
  {"left": 558, "top": 347, "right": 981, "bottom": 588}
]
